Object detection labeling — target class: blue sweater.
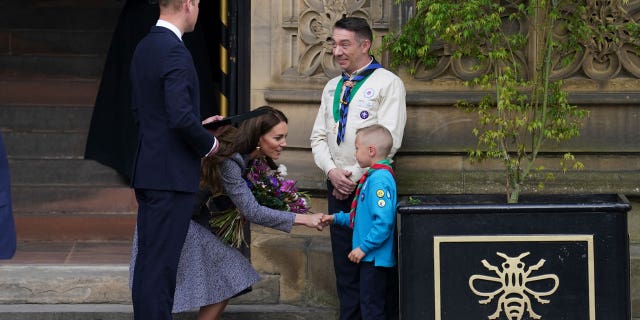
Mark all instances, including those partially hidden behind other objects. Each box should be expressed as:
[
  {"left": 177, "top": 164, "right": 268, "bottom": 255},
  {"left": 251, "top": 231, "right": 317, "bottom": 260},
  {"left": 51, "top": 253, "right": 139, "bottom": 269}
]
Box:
[{"left": 334, "top": 169, "right": 397, "bottom": 267}]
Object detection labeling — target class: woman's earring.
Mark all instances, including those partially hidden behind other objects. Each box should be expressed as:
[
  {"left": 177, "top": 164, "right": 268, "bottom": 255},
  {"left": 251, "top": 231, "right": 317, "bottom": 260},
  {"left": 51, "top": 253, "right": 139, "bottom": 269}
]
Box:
[{"left": 256, "top": 146, "right": 261, "bottom": 150}]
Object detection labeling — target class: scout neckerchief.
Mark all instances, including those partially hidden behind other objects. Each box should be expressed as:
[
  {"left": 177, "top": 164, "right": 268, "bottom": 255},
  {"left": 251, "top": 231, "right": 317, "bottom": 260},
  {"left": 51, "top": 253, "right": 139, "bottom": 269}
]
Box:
[
  {"left": 334, "top": 58, "right": 382, "bottom": 145},
  {"left": 349, "top": 158, "right": 396, "bottom": 228}
]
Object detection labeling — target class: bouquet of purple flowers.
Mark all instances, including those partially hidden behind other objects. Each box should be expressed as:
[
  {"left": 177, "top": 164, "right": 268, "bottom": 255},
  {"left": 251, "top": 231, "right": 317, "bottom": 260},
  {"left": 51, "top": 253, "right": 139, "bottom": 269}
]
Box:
[{"left": 209, "top": 158, "right": 311, "bottom": 247}]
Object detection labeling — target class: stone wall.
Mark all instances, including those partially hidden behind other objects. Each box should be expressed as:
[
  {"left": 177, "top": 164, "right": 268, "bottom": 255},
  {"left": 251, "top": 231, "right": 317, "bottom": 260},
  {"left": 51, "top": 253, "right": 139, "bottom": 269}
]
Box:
[{"left": 249, "top": 0, "right": 640, "bottom": 314}]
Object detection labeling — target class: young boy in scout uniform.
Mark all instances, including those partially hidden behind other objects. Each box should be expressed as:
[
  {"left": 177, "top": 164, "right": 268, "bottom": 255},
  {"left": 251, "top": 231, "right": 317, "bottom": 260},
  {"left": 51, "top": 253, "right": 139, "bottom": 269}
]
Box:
[{"left": 322, "top": 124, "right": 398, "bottom": 319}]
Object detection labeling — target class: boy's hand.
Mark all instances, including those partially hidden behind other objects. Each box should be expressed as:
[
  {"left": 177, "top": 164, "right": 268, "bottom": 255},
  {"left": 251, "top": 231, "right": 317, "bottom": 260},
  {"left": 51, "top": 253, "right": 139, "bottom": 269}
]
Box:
[
  {"left": 321, "top": 214, "right": 334, "bottom": 226},
  {"left": 347, "top": 247, "right": 365, "bottom": 263}
]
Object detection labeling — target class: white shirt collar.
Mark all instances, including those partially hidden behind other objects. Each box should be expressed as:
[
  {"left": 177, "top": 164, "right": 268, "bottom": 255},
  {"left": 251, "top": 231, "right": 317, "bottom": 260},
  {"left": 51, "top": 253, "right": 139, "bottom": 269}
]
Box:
[
  {"left": 156, "top": 19, "right": 182, "bottom": 41},
  {"left": 346, "top": 56, "right": 374, "bottom": 78}
]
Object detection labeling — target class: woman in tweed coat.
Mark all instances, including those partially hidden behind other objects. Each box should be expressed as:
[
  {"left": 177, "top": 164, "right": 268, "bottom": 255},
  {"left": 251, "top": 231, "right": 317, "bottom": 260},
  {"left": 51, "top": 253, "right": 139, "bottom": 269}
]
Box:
[{"left": 131, "top": 106, "right": 324, "bottom": 320}]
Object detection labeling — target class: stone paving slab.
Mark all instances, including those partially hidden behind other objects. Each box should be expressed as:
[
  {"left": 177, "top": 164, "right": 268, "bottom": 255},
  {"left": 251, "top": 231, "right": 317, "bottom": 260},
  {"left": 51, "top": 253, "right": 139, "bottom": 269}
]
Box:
[{"left": 0, "top": 304, "right": 338, "bottom": 320}]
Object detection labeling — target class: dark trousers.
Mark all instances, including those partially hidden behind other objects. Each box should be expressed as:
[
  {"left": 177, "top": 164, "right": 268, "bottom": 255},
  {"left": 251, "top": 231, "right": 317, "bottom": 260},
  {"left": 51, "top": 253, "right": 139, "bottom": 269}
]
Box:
[
  {"left": 328, "top": 181, "right": 361, "bottom": 320},
  {"left": 132, "top": 189, "right": 194, "bottom": 320},
  {"left": 360, "top": 262, "right": 392, "bottom": 320}
]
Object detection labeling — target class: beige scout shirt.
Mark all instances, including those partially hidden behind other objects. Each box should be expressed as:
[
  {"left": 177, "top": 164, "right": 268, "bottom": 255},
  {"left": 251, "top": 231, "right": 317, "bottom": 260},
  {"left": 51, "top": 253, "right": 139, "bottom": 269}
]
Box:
[{"left": 310, "top": 67, "right": 407, "bottom": 183}]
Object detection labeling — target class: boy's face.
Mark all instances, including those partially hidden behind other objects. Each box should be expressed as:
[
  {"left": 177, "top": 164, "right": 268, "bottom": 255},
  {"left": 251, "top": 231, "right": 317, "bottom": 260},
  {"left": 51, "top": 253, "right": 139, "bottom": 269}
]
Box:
[{"left": 354, "top": 135, "right": 372, "bottom": 168}]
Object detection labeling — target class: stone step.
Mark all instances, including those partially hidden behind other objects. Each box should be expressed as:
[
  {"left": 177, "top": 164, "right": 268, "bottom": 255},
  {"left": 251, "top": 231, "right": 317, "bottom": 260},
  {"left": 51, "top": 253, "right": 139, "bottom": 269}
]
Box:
[
  {"left": 0, "top": 79, "right": 99, "bottom": 106},
  {"left": 0, "top": 54, "right": 105, "bottom": 79},
  {"left": 3, "top": 132, "right": 88, "bottom": 159},
  {"left": 0, "top": 1, "right": 121, "bottom": 31},
  {"left": 15, "top": 213, "right": 136, "bottom": 241},
  {"left": 0, "top": 104, "right": 93, "bottom": 132},
  {"left": 12, "top": 186, "right": 135, "bottom": 215},
  {"left": 9, "top": 159, "right": 125, "bottom": 186},
  {"left": 0, "top": 264, "right": 281, "bottom": 305},
  {"left": 0, "top": 104, "right": 95, "bottom": 159},
  {"left": 0, "top": 304, "right": 337, "bottom": 320},
  {"left": 6, "top": 29, "right": 113, "bottom": 56}
]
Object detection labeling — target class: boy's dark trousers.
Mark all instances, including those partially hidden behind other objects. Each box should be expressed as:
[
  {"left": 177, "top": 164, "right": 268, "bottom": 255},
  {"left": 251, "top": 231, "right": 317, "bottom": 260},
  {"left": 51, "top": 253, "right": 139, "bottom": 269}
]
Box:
[{"left": 360, "top": 262, "right": 395, "bottom": 320}]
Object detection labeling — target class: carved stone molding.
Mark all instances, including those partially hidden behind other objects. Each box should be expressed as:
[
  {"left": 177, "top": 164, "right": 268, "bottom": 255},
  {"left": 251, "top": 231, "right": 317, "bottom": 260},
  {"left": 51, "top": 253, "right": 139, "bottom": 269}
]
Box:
[
  {"left": 296, "top": 0, "right": 370, "bottom": 78},
  {"left": 412, "top": 0, "right": 640, "bottom": 83},
  {"left": 552, "top": 0, "right": 640, "bottom": 80},
  {"left": 282, "top": 0, "right": 391, "bottom": 80}
]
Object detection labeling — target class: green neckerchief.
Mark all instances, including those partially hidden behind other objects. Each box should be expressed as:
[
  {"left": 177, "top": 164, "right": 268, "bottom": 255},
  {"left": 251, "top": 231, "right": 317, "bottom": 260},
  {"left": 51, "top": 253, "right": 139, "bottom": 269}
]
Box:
[{"left": 332, "top": 74, "right": 372, "bottom": 122}]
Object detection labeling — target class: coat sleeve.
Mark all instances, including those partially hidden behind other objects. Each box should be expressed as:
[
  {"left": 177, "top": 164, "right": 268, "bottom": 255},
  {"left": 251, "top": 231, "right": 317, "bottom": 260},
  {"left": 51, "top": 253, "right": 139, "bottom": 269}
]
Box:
[
  {"left": 221, "top": 156, "right": 296, "bottom": 232},
  {"left": 163, "top": 44, "right": 216, "bottom": 157},
  {"left": 332, "top": 211, "right": 351, "bottom": 228},
  {"left": 310, "top": 82, "right": 337, "bottom": 176}
]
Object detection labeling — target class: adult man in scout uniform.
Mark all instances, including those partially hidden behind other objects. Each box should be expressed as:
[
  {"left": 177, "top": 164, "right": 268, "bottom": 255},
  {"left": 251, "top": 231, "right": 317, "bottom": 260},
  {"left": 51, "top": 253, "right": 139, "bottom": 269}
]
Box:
[{"left": 310, "top": 16, "right": 407, "bottom": 320}]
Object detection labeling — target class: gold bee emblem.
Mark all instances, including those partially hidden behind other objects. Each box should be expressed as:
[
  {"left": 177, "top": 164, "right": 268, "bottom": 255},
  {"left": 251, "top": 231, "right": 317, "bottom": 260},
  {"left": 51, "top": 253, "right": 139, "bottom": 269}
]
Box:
[{"left": 469, "top": 252, "right": 559, "bottom": 320}]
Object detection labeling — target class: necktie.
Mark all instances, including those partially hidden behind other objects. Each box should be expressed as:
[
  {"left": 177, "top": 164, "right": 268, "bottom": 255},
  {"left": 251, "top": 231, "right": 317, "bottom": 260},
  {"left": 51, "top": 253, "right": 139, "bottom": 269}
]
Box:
[
  {"left": 336, "top": 61, "right": 382, "bottom": 145},
  {"left": 349, "top": 160, "right": 396, "bottom": 228}
]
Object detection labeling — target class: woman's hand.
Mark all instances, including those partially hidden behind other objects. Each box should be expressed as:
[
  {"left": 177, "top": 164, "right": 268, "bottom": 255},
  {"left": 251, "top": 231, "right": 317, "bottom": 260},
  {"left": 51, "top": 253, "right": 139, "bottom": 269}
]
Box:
[{"left": 295, "top": 213, "right": 325, "bottom": 231}]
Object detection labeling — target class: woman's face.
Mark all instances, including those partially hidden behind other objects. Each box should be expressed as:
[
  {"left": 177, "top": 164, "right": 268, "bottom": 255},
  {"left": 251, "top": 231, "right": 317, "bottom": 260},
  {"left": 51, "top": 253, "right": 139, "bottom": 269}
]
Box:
[{"left": 258, "top": 121, "right": 288, "bottom": 160}]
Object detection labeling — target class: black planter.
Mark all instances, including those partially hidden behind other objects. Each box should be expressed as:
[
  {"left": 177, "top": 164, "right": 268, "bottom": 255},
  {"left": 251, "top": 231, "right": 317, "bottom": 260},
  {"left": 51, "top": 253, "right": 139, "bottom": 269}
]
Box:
[{"left": 397, "top": 193, "right": 631, "bottom": 320}]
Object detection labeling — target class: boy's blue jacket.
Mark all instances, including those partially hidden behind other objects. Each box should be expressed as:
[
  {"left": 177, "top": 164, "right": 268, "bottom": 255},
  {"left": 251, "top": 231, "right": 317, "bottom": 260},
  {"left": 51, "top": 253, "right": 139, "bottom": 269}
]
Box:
[{"left": 334, "top": 169, "right": 397, "bottom": 267}]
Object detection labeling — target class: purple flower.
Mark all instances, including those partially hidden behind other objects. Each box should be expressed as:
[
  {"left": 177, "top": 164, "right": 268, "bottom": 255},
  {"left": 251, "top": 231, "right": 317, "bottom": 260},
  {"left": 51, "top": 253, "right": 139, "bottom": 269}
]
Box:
[
  {"left": 245, "top": 158, "right": 311, "bottom": 214},
  {"left": 247, "top": 172, "right": 260, "bottom": 184},
  {"left": 279, "top": 179, "right": 296, "bottom": 193},
  {"left": 268, "top": 176, "right": 279, "bottom": 188}
]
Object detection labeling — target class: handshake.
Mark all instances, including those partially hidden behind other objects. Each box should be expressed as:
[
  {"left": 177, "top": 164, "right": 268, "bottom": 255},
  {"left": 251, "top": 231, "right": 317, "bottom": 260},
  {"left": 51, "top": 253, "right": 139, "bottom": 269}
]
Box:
[
  {"left": 300, "top": 213, "right": 365, "bottom": 263},
  {"left": 298, "top": 213, "right": 335, "bottom": 231}
]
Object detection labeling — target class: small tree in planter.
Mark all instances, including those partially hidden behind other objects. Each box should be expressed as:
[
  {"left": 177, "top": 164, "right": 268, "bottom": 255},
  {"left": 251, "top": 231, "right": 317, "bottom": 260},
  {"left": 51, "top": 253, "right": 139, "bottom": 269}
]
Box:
[{"left": 383, "top": 0, "right": 638, "bottom": 203}]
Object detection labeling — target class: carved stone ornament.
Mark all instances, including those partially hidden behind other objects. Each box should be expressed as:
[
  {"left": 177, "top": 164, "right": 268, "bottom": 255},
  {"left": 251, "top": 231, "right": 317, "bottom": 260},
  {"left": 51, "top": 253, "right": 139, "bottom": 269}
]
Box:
[
  {"left": 297, "top": 0, "right": 370, "bottom": 78},
  {"left": 552, "top": 0, "right": 640, "bottom": 80},
  {"left": 413, "top": 0, "right": 640, "bottom": 82}
]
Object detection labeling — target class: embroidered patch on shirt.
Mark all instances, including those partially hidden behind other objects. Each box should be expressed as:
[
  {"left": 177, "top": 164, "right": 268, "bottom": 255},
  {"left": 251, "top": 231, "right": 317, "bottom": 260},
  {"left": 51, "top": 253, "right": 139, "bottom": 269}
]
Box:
[
  {"left": 363, "top": 88, "right": 375, "bottom": 98},
  {"left": 376, "top": 189, "right": 385, "bottom": 198},
  {"left": 377, "top": 199, "right": 386, "bottom": 207},
  {"left": 360, "top": 111, "right": 369, "bottom": 119}
]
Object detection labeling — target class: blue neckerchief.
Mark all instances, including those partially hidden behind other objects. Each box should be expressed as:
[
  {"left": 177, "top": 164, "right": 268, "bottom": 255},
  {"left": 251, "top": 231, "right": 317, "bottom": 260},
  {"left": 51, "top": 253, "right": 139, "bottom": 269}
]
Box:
[{"left": 335, "top": 59, "right": 382, "bottom": 145}]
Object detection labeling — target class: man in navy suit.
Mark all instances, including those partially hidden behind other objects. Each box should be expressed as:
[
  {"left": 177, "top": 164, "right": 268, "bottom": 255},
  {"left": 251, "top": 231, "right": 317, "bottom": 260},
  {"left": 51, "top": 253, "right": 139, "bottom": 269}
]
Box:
[
  {"left": 0, "top": 132, "right": 16, "bottom": 260},
  {"left": 129, "top": 0, "right": 219, "bottom": 318}
]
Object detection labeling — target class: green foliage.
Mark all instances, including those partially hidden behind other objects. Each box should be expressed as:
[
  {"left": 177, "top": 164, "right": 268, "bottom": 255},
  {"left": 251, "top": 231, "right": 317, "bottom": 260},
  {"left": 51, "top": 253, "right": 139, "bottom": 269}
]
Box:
[
  {"left": 382, "top": 0, "right": 617, "bottom": 202},
  {"left": 408, "top": 196, "right": 423, "bottom": 205}
]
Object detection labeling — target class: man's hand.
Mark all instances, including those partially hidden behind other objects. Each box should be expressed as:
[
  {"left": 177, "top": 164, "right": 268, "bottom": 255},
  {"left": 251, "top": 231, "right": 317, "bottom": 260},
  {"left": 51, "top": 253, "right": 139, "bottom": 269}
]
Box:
[
  {"left": 347, "top": 247, "right": 365, "bottom": 263},
  {"left": 202, "top": 115, "right": 229, "bottom": 136},
  {"left": 328, "top": 168, "right": 356, "bottom": 196},
  {"left": 332, "top": 188, "right": 350, "bottom": 200}
]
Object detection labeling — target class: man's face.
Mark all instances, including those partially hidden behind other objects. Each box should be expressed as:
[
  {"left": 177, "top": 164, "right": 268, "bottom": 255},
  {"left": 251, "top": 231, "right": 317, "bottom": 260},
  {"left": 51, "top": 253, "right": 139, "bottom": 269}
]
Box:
[{"left": 331, "top": 28, "right": 370, "bottom": 74}]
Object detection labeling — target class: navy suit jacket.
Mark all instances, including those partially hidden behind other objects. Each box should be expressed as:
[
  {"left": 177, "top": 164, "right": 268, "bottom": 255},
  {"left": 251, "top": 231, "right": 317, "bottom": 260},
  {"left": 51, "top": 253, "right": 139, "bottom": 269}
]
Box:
[
  {"left": 0, "top": 133, "right": 16, "bottom": 259},
  {"left": 130, "top": 26, "right": 215, "bottom": 193}
]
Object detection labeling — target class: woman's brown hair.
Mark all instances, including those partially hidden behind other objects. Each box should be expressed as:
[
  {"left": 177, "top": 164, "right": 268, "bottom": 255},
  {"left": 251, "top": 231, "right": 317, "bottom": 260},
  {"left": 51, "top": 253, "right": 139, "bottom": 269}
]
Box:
[{"left": 200, "top": 106, "right": 288, "bottom": 194}]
